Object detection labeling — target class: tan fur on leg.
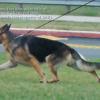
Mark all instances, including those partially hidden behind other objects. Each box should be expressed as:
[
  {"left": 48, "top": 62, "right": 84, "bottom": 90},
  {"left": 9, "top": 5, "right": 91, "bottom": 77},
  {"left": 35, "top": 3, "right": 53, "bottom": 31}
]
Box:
[
  {"left": 47, "top": 63, "right": 59, "bottom": 83},
  {"left": 46, "top": 55, "right": 59, "bottom": 83},
  {"left": 29, "top": 57, "right": 47, "bottom": 83},
  {"left": 0, "top": 60, "right": 17, "bottom": 70},
  {"left": 90, "top": 71, "right": 100, "bottom": 82}
]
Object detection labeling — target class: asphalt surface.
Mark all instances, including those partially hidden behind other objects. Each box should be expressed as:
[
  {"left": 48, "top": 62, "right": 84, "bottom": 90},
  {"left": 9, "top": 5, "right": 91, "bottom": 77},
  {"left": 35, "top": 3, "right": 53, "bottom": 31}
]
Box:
[
  {"left": 0, "top": 45, "right": 4, "bottom": 52},
  {"left": 0, "top": 37, "right": 100, "bottom": 60},
  {"left": 61, "top": 37, "right": 100, "bottom": 59},
  {"left": 0, "top": 15, "right": 100, "bottom": 23}
]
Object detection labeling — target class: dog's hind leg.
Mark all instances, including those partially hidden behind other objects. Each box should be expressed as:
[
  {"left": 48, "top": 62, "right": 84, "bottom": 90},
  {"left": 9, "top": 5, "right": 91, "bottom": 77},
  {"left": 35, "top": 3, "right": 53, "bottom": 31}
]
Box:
[
  {"left": 47, "top": 63, "right": 59, "bottom": 83},
  {"left": 28, "top": 57, "right": 47, "bottom": 83},
  {"left": 89, "top": 71, "right": 100, "bottom": 82},
  {"left": 0, "top": 60, "right": 17, "bottom": 71},
  {"left": 46, "top": 55, "right": 59, "bottom": 83}
]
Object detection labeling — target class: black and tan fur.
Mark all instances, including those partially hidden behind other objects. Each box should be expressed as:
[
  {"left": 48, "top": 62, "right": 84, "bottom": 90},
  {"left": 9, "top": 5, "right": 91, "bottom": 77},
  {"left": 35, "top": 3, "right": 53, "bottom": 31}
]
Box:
[{"left": 0, "top": 24, "right": 100, "bottom": 83}]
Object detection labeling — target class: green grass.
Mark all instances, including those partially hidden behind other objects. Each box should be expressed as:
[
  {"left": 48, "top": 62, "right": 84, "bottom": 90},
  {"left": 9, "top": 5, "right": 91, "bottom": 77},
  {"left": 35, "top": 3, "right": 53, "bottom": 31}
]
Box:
[
  {"left": 0, "top": 4, "right": 100, "bottom": 16},
  {"left": 0, "top": 53, "right": 100, "bottom": 100},
  {"left": 0, "top": 19, "right": 100, "bottom": 31},
  {"left": 0, "top": 4, "right": 100, "bottom": 32}
]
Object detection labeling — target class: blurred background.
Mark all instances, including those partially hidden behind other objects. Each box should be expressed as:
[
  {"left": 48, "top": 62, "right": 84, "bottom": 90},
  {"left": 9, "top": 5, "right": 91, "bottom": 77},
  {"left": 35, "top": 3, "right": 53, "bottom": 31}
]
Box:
[
  {"left": 0, "top": 0, "right": 100, "bottom": 31},
  {"left": 0, "top": 0, "right": 100, "bottom": 59}
]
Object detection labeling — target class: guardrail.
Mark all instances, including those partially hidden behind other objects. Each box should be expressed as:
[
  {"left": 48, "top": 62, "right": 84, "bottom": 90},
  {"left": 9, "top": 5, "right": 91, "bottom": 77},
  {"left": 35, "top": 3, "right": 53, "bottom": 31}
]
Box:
[
  {"left": 0, "top": 0, "right": 99, "bottom": 20},
  {"left": 0, "top": 0, "right": 100, "bottom": 6}
]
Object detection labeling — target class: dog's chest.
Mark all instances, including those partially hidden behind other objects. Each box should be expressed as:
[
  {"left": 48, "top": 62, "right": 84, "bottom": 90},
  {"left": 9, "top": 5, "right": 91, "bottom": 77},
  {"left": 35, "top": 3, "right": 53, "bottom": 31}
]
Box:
[{"left": 10, "top": 43, "right": 29, "bottom": 64}]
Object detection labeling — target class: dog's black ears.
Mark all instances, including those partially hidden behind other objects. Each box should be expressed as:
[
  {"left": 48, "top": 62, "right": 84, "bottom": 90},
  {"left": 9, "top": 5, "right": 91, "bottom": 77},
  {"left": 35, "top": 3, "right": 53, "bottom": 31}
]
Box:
[
  {"left": 0, "top": 24, "right": 11, "bottom": 33},
  {"left": 8, "top": 24, "right": 11, "bottom": 29}
]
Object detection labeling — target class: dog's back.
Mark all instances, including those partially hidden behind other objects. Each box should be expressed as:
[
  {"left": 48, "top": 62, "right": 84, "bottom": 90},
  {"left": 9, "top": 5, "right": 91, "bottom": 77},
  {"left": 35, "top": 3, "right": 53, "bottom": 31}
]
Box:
[{"left": 12, "top": 35, "right": 71, "bottom": 63}]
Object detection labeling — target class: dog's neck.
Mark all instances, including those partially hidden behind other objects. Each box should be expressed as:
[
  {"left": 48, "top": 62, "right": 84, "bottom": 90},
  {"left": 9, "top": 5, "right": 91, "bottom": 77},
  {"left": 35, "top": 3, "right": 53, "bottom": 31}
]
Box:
[{"left": 1, "top": 31, "right": 15, "bottom": 53}]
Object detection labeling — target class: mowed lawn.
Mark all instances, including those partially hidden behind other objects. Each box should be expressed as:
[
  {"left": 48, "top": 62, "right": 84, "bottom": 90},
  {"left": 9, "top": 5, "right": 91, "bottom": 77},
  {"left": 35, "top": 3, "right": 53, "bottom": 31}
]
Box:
[
  {"left": 1, "top": 19, "right": 100, "bottom": 31},
  {"left": 0, "top": 53, "right": 100, "bottom": 100}
]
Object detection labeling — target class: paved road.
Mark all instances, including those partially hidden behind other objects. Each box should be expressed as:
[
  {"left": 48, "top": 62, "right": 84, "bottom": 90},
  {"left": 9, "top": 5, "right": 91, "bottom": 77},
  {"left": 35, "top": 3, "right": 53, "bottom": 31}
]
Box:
[
  {"left": 0, "top": 37, "right": 100, "bottom": 59},
  {"left": 0, "top": 45, "right": 4, "bottom": 52},
  {"left": 60, "top": 37, "right": 100, "bottom": 59},
  {"left": 0, "top": 14, "right": 100, "bottom": 23}
]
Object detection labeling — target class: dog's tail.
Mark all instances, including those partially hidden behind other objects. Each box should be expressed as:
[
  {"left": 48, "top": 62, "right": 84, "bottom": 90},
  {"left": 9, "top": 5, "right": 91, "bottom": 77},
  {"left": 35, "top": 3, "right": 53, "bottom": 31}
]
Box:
[{"left": 68, "top": 48, "right": 100, "bottom": 72}]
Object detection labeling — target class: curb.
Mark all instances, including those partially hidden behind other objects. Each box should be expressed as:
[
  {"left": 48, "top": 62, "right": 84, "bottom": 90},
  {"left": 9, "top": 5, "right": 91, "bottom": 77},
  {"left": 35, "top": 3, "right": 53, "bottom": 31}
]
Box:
[{"left": 11, "top": 28, "right": 100, "bottom": 38}]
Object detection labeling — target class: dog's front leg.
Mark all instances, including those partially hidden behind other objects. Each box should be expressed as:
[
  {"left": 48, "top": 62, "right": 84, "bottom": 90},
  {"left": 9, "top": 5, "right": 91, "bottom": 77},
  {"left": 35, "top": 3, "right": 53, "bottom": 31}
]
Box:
[
  {"left": 0, "top": 60, "right": 17, "bottom": 71},
  {"left": 28, "top": 57, "right": 47, "bottom": 83}
]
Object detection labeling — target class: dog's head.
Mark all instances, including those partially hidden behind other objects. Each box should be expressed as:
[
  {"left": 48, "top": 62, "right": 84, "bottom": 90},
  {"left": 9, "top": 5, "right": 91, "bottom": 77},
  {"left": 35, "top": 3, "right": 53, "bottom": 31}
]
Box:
[{"left": 0, "top": 24, "right": 11, "bottom": 43}]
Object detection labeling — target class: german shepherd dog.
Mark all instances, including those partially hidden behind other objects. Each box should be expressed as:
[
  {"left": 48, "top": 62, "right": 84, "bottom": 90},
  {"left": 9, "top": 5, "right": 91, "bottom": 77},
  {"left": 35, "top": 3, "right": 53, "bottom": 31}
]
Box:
[{"left": 0, "top": 24, "right": 100, "bottom": 83}]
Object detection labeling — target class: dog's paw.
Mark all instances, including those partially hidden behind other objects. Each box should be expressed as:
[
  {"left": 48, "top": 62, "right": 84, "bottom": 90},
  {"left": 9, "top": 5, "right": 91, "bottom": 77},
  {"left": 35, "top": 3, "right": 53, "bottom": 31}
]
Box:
[
  {"left": 47, "top": 79, "right": 59, "bottom": 83},
  {"left": 97, "top": 78, "right": 100, "bottom": 83},
  {"left": 40, "top": 80, "right": 47, "bottom": 83}
]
